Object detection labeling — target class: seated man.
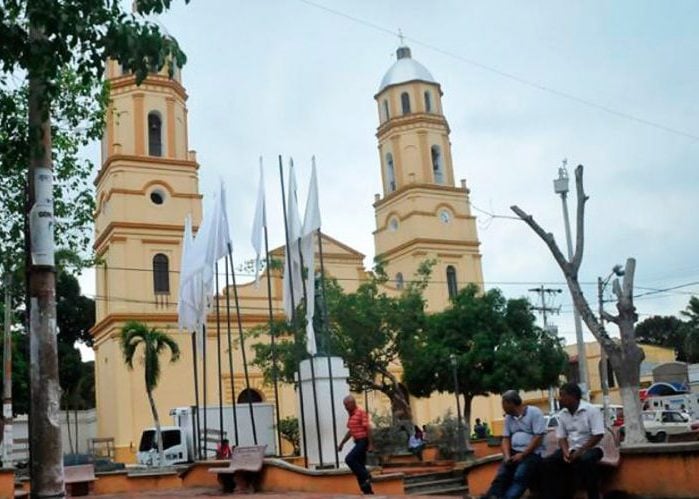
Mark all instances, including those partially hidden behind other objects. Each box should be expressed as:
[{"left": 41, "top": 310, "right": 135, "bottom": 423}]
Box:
[
  {"left": 408, "top": 425, "right": 425, "bottom": 460},
  {"left": 542, "top": 382, "right": 605, "bottom": 499},
  {"left": 474, "top": 418, "right": 488, "bottom": 439},
  {"left": 484, "top": 390, "right": 546, "bottom": 499}
]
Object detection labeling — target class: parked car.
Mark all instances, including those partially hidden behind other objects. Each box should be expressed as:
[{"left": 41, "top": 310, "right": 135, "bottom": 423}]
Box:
[{"left": 642, "top": 410, "right": 694, "bottom": 442}]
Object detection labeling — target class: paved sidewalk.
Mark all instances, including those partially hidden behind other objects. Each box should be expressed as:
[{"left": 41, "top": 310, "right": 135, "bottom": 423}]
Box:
[{"left": 86, "top": 488, "right": 462, "bottom": 498}]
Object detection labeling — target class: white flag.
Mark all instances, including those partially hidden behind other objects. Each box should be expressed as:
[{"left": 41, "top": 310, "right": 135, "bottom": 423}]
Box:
[
  {"left": 301, "top": 157, "right": 322, "bottom": 355},
  {"left": 283, "top": 159, "right": 304, "bottom": 320},
  {"left": 177, "top": 214, "right": 197, "bottom": 331},
  {"left": 251, "top": 159, "right": 266, "bottom": 286}
]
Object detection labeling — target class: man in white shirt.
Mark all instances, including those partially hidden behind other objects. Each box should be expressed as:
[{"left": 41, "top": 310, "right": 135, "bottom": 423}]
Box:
[{"left": 542, "top": 382, "right": 605, "bottom": 499}]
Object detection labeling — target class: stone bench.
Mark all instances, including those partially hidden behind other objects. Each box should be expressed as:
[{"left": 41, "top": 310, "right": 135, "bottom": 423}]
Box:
[
  {"left": 208, "top": 445, "right": 267, "bottom": 493},
  {"left": 64, "top": 464, "right": 97, "bottom": 496}
]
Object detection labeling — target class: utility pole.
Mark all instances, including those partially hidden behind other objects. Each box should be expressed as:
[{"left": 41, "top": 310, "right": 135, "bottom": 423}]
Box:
[
  {"left": 27, "top": 18, "right": 64, "bottom": 497},
  {"left": 554, "top": 160, "right": 590, "bottom": 399},
  {"left": 3, "top": 272, "right": 13, "bottom": 467},
  {"left": 529, "top": 286, "right": 562, "bottom": 413}
]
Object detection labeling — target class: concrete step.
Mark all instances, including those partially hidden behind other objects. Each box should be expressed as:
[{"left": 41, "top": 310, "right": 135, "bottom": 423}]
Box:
[
  {"left": 406, "top": 477, "right": 464, "bottom": 494},
  {"left": 408, "top": 484, "right": 469, "bottom": 496},
  {"left": 405, "top": 470, "right": 459, "bottom": 485}
]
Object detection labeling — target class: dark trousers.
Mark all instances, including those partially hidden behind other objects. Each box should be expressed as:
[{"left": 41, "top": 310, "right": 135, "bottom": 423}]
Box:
[
  {"left": 345, "top": 438, "right": 373, "bottom": 494},
  {"left": 541, "top": 447, "right": 604, "bottom": 499},
  {"left": 485, "top": 452, "right": 542, "bottom": 499}
]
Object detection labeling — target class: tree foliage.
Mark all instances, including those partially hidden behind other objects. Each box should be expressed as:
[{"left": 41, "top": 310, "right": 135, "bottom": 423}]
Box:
[
  {"left": 0, "top": 1, "right": 189, "bottom": 270},
  {"left": 402, "top": 285, "right": 567, "bottom": 430},
  {"left": 635, "top": 315, "right": 688, "bottom": 361}
]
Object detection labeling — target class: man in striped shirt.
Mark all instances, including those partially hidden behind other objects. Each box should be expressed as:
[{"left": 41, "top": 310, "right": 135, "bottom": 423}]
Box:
[{"left": 338, "top": 395, "right": 374, "bottom": 494}]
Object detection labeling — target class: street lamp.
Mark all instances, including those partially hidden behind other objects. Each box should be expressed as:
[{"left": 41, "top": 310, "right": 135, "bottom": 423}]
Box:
[
  {"left": 450, "top": 354, "right": 466, "bottom": 461},
  {"left": 554, "top": 161, "right": 590, "bottom": 399},
  {"left": 598, "top": 265, "right": 625, "bottom": 425}
]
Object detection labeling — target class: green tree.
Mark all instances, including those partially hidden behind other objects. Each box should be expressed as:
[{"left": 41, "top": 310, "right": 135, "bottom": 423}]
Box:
[
  {"left": 277, "top": 416, "right": 300, "bottom": 456},
  {"left": 1, "top": 2, "right": 189, "bottom": 490},
  {"left": 120, "top": 321, "right": 180, "bottom": 467},
  {"left": 682, "top": 297, "right": 699, "bottom": 363},
  {"left": 635, "top": 315, "right": 688, "bottom": 361},
  {"left": 402, "top": 285, "right": 567, "bottom": 437}
]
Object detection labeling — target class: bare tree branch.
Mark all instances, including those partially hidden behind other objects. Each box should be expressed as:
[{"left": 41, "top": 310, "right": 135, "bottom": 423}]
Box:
[
  {"left": 571, "top": 165, "right": 589, "bottom": 272},
  {"left": 602, "top": 311, "right": 619, "bottom": 324},
  {"left": 510, "top": 206, "right": 571, "bottom": 274}
]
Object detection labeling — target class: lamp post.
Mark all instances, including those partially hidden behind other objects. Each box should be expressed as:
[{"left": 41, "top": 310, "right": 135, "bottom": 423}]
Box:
[
  {"left": 554, "top": 161, "right": 589, "bottom": 398},
  {"left": 598, "top": 265, "right": 625, "bottom": 426},
  {"left": 450, "top": 354, "right": 466, "bottom": 461}
]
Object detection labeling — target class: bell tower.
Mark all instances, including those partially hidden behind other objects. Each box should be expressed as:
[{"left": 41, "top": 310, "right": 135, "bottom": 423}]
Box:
[
  {"left": 92, "top": 61, "right": 202, "bottom": 461},
  {"left": 373, "top": 46, "right": 483, "bottom": 310}
]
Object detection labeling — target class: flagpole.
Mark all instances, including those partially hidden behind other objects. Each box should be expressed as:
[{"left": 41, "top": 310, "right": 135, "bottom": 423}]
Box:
[
  {"left": 215, "top": 262, "right": 224, "bottom": 444},
  {"left": 191, "top": 332, "right": 202, "bottom": 460},
  {"left": 279, "top": 154, "right": 309, "bottom": 468},
  {"left": 223, "top": 255, "right": 240, "bottom": 446},
  {"left": 227, "top": 246, "right": 258, "bottom": 445},
  {"left": 317, "top": 228, "right": 340, "bottom": 468},
  {"left": 263, "top": 223, "right": 283, "bottom": 456},
  {"left": 296, "top": 243, "right": 324, "bottom": 467},
  {"left": 202, "top": 324, "right": 208, "bottom": 458}
]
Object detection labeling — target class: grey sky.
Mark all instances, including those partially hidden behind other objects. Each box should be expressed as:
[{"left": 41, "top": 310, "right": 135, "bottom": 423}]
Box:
[{"left": 82, "top": 0, "right": 699, "bottom": 349}]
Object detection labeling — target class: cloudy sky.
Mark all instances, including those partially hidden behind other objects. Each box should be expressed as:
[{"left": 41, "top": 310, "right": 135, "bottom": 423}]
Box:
[{"left": 81, "top": 0, "right": 699, "bottom": 350}]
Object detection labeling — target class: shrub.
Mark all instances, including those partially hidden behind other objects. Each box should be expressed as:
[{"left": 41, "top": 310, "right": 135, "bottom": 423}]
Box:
[{"left": 277, "top": 416, "right": 300, "bottom": 456}]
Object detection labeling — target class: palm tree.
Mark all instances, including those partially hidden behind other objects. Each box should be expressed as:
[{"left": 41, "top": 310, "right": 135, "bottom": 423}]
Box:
[{"left": 120, "top": 321, "right": 180, "bottom": 467}]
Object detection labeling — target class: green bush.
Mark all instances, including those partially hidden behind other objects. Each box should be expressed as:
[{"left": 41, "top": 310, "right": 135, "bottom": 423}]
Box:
[
  {"left": 277, "top": 416, "right": 300, "bottom": 456},
  {"left": 428, "top": 410, "right": 468, "bottom": 460},
  {"left": 370, "top": 412, "right": 411, "bottom": 458}
]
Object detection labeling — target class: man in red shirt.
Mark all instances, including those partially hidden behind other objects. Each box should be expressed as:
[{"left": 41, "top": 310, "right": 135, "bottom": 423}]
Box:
[{"left": 338, "top": 395, "right": 374, "bottom": 494}]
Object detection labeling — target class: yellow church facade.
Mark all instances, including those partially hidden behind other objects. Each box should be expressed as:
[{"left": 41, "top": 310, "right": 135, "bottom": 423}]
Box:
[{"left": 92, "top": 48, "right": 486, "bottom": 463}]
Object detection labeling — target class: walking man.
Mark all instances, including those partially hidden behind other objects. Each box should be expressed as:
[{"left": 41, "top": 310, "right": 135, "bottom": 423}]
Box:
[
  {"left": 484, "top": 390, "right": 546, "bottom": 499},
  {"left": 338, "top": 395, "right": 374, "bottom": 494},
  {"left": 542, "top": 382, "right": 606, "bottom": 499}
]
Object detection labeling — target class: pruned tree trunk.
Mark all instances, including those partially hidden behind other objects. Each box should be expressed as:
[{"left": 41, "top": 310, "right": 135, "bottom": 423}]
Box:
[
  {"left": 511, "top": 164, "right": 646, "bottom": 444},
  {"left": 146, "top": 388, "right": 165, "bottom": 467}
]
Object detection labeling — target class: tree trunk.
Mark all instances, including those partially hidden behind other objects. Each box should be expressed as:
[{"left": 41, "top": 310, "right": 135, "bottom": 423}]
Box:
[
  {"left": 66, "top": 406, "right": 74, "bottom": 454},
  {"left": 74, "top": 405, "right": 79, "bottom": 454},
  {"left": 147, "top": 388, "right": 165, "bottom": 467},
  {"left": 28, "top": 22, "right": 64, "bottom": 496},
  {"left": 462, "top": 394, "right": 473, "bottom": 450},
  {"left": 389, "top": 390, "right": 412, "bottom": 423}
]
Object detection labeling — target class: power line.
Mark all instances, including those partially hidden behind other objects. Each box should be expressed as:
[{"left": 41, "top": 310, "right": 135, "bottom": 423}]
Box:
[{"left": 295, "top": 0, "right": 699, "bottom": 142}]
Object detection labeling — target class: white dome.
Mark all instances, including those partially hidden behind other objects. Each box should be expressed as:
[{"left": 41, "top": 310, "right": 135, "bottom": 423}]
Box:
[{"left": 378, "top": 47, "right": 436, "bottom": 93}]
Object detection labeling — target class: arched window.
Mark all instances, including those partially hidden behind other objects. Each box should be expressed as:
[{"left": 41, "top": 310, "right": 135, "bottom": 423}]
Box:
[
  {"left": 395, "top": 272, "right": 404, "bottom": 290},
  {"left": 148, "top": 112, "right": 162, "bottom": 157},
  {"left": 401, "top": 92, "right": 411, "bottom": 114},
  {"left": 382, "top": 99, "right": 390, "bottom": 121},
  {"left": 424, "top": 91, "right": 432, "bottom": 112},
  {"left": 386, "top": 153, "right": 396, "bottom": 192},
  {"left": 431, "top": 145, "right": 445, "bottom": 184},
  {"left": 237, "top": 388, "right": 263, "bottom": 404},
  {"left": 153, "top": 254, "right": 170, "bottom": 294},
  {"left": 446, "top": 265, "right": 457, "bottom": 299}
]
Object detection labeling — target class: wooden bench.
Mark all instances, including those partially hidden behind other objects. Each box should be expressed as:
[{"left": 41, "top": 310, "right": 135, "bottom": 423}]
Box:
[
  {"left": 64, "top": 464, "right": 97, "bottom": 497},
  {"left": 208, "top": 445, "right": 267, "bottom": 493}
]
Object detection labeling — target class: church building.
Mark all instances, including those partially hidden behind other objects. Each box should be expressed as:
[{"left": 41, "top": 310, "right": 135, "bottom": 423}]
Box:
[{"left": 91, "top": 45, "right": 486, "bottom": 462}]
